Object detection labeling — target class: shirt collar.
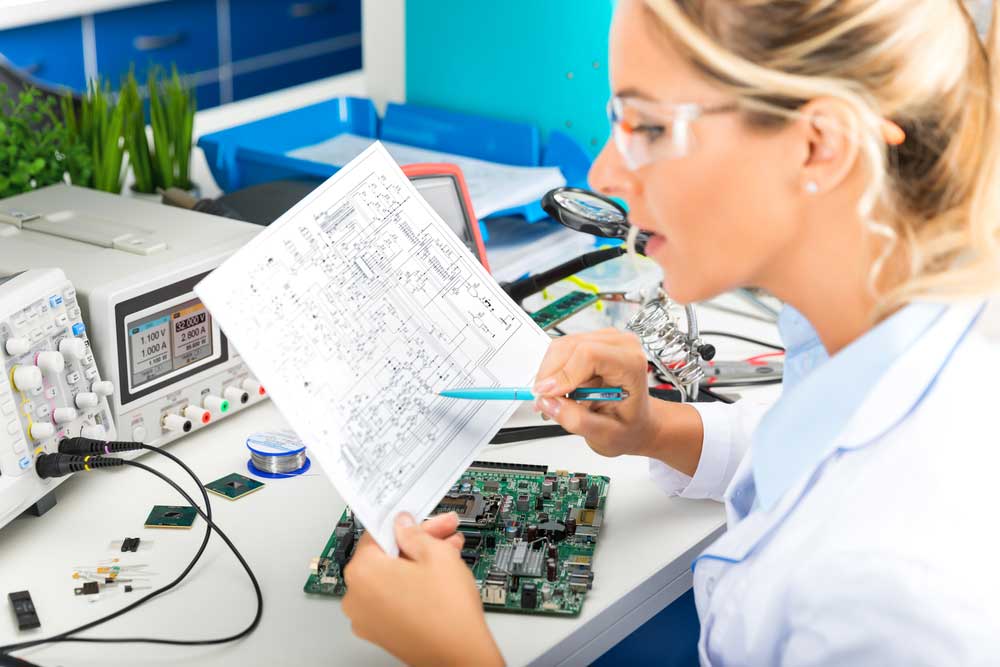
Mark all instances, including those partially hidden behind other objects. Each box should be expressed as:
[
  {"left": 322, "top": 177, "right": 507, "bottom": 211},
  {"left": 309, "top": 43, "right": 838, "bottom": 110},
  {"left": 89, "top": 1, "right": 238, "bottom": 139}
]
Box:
[
  {"left": 751, "top": 302, "right": 948, "bottom": 512},
  {"left": 776, "top": 305, "right": 828, "bottom": 391}
]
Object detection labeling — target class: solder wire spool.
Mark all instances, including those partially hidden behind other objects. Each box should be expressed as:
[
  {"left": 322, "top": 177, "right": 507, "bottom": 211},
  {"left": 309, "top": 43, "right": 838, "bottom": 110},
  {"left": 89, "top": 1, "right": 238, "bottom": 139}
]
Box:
[{"left": 246, "top": 430, "right": 311, "bottom": 478}]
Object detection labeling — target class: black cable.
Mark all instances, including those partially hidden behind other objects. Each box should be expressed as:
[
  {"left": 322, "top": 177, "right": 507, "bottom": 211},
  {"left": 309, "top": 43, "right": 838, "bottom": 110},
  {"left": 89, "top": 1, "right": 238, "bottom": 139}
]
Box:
[
  {"left": 698, "top": 330, "right": 785, "bottom": 352},
  {"left": 707, "top": 378, "right": 784, "bottom": 389},
  {"left": 0, "top": 452, "right": 262, "bottom": 661},
  {"left": 501, "top": 247, "right": 626, "bottom": 303}
]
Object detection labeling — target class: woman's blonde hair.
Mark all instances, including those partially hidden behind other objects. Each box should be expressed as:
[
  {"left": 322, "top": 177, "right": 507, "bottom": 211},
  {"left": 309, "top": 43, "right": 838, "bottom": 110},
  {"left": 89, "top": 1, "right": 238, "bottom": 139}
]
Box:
[{"left": 643, "top": 0, "right": 1000, "bottom": 310}]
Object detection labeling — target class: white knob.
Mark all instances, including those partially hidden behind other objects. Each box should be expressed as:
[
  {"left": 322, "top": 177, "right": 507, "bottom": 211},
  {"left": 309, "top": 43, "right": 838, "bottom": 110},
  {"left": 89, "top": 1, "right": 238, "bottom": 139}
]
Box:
[
  {"left": 242, "top": 378, "right": 265, "bottom": 396},
  {"left": 29, "top": 422, "right": 55, "bottom": 440},
  {"left": 4, "top": 337, "right": 29, "bottom": 356},
  {"left": 92, "top": 380, "right": 114, "bottom": 397},
  {"left": 75, "top": 392, "right": 99, "bottom": 409},
  {"left": 35, "top": 351, "right": 64, "bottom": 374},
  {"left": 224, "top": 386, "right": 249, "bottom": 406},
  {"left": 183, "top": 405, "right": 211, "bottom": 425},
  {"left": 53, "top": 407, "right": 78, "bottom": 424},
  {"left": 203, "top": 395, "right": 230, "bottom": 414},
  {"left": 132, "top": 425, "right": 147, "bottom": 442},
  {"left": 81, "top": 424, "right": 106, "bottom": 439},
  {"left": 11, "top": 365, "right": 42, "bottom": 391},
  {"left": 58, "top": 337, "right": 87, "bottom": 360},
  {"left": 162, "top": 413, "right": 192, "bottom": 433}
]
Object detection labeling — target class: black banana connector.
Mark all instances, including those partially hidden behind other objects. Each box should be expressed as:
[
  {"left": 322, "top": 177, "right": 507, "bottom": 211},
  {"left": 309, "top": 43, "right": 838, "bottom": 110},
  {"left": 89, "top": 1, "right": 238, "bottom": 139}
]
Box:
[
  {"left": 58, "top": 437, "right": 143, "bottom": 456},
  {"left": 35, "top": 453, "right": 124, "bottom": 479}
]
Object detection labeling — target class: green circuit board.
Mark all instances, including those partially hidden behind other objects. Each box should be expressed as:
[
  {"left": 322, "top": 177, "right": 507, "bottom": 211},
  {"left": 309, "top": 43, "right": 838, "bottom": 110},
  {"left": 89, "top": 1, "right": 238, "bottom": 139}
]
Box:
[
  {"left": 304, "top": 461, "right": 610, "bottom": 616},
  {"left": 529, "top": 291, "right": 599, "bottom": 330}
]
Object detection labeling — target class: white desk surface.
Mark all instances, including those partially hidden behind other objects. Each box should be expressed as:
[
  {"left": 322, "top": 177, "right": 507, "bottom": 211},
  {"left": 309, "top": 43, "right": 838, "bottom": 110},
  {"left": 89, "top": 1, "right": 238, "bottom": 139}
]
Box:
[{"left": 0, "top": 298, "right": 780, "bottom": 666}]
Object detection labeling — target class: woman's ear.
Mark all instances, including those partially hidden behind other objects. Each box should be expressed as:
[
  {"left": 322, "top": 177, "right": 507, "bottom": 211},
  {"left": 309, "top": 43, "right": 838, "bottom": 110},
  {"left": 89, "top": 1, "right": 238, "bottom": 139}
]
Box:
[{"left": 796, "top": 98, "right": 862, "bottom": 196}]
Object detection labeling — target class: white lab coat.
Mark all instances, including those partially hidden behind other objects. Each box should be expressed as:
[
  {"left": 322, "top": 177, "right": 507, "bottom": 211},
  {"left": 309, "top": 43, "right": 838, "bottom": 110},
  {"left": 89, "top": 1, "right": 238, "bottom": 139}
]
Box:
[{"left": 651, "top": 302, "right": 1000, "bottom": 665}]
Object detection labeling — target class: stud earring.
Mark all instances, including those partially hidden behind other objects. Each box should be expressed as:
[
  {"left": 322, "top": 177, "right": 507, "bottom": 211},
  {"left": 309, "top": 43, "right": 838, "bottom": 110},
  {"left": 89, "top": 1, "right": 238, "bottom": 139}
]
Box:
[{"left": 805, "top": 181, "right": 819, "bottom": 195}]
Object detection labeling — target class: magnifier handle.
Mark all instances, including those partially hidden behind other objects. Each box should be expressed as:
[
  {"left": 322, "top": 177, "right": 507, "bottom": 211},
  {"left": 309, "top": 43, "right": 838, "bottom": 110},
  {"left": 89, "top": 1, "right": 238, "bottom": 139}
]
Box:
[{"left": 502, "top": 247, "right": 627, "bottom": 303}]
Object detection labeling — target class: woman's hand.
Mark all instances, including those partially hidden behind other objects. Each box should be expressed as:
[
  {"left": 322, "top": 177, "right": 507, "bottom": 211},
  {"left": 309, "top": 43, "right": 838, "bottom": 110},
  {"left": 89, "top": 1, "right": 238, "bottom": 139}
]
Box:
[
  {"left": 342, "top": 512, "right": 504, "bottom": 667},
  {"left": 532, "top": 328, "right": 659, "bottom": 457}
]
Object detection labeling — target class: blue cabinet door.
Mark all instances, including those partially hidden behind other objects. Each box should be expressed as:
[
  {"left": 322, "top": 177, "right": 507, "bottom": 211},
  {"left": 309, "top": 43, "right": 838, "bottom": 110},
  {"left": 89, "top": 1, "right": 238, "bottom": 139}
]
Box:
[
  {"left": 0, "top": 18, "right": 86, "bottom": 90},
  {"left": 229, "top": 0, "right": 361, "bottom": 62},
  {"left": 94, "top": 0, "right": 219, "bottom": 86},
  {"left": 232, "top": 46, "right": 361, "bottom": 100}
]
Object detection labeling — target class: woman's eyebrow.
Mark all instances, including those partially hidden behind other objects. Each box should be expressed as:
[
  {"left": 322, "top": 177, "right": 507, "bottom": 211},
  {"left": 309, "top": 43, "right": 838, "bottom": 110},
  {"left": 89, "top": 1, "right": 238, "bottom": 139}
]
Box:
[{"left": 613, "top": 86, "right": 657, "bottom": 101}]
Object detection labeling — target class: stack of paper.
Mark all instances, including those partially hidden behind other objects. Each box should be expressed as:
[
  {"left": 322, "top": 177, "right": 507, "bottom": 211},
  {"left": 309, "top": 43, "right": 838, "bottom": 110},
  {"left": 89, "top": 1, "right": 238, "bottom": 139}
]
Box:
[{"left": 288, "top": 133, "right": 566, "bottom": 219}]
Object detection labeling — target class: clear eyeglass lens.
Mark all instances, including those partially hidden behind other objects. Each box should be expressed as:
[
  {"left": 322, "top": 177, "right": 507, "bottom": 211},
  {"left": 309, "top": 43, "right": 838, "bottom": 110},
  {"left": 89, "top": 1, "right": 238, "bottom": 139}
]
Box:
[{"left": 607, "top": 97, "right": 695, "bottom": 170}]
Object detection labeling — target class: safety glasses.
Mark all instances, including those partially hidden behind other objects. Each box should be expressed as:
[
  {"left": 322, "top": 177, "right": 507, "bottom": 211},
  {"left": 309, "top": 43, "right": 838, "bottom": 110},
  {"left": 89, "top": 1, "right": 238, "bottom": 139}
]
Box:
[{"left": 607, "top": 96, "right": 738, "bottom": 170}]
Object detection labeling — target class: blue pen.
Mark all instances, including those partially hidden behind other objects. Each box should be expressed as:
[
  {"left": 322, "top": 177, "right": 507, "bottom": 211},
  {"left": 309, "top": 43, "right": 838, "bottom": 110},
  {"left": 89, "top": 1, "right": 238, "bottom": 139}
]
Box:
[{"left": 438, "top": 387, "right": 628, "bottom": 401}]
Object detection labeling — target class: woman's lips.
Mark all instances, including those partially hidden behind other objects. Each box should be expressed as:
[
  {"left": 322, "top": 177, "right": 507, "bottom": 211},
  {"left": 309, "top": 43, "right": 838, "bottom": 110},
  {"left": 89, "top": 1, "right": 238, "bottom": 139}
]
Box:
[{"left": 643, "top": 233, "right": 664, "bottom": 256}]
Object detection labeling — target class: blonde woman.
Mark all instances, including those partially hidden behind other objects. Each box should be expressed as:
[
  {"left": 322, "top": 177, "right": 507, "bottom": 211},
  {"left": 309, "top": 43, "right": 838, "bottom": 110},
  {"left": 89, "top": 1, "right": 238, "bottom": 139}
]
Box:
[{"left": 341, "top": 0, "right": 1000, "bottom": 664}]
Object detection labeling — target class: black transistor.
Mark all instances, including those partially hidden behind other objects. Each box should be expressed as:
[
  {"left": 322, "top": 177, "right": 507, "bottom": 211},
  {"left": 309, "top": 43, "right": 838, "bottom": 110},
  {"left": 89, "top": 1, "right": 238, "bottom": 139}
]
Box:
[{"left": 8, "top": 591, "right": 40, "bottom": 630}]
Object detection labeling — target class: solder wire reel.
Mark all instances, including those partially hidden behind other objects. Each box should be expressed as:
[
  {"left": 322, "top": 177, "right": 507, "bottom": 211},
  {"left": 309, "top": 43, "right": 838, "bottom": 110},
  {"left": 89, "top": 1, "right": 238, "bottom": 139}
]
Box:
[{"left": 541, "top": 187, "right": 714, "bottom": 401}]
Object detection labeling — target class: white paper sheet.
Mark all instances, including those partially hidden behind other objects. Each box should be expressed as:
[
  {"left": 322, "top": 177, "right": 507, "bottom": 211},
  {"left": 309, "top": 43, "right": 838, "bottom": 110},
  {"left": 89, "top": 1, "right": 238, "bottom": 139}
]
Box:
[
  {"left": 287, "top": 133, "right": 567, "bottom": 219},
  {"left": 195, "top": 142, "right": 552, "bottom": 553}
]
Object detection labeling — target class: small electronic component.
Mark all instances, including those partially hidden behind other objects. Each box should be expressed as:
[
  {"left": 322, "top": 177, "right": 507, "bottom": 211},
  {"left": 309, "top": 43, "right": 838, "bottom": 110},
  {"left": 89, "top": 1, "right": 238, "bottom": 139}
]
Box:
[
  {"left": 205, "top": 472, "right": 265, "bottom": 501},
  {"left": 568, "top": 507, "right": 605, "bottom": 541},
  {"left": 74, "top": 581, "right": 100, "bottom": 596},
  {"left": 144, "top": 505, "right": 198, "bottom": 529},
  {"left": 120, "top": 537, "right": 140, "bottom": 553},
  {"left": 521, "top": 583, "right": 538, "bottom": 610},
  {"left": 304, "top": 461, "right": 610, "bottom": 617},
  {"left": 516, "top": 494, "right": 530, "bottom": 512},
  {"left": 8, "top": 591, "right": 40, "bottom": 630}
]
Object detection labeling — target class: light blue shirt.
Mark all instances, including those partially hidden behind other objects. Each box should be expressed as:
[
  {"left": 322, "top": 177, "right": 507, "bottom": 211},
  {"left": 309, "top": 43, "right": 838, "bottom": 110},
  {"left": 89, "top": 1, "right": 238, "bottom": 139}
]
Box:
[
  {"left": 649, "top": 300, "right": 1000, "bottom": 665},
  {"left": 750, "top": 303, "right": 947, "bottom": 512}
]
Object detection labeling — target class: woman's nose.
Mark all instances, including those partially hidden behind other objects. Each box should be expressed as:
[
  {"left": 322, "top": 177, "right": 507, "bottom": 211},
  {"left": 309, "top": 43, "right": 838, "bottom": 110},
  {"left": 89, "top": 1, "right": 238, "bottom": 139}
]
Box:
[{"left": 588, "top": 138, "right": 639, "bottom": 200}]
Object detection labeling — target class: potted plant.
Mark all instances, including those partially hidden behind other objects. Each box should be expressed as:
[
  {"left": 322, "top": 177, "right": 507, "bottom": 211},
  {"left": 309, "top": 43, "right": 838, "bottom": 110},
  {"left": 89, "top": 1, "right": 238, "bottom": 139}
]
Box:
[
  {"left": 125, "top": 67, "right": 197, "bottom": 195},
  {"left": 59, "top": 79, "right": 127, "bottom": 193},
  {"left": 0, "top": 85, "right": 91, "bottom": 199}
]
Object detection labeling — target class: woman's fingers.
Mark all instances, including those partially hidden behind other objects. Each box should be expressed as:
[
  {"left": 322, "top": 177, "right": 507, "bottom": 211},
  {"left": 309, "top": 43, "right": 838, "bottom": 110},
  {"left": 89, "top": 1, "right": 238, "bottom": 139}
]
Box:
[
  {"left": 547, "top": 340, "right": 644, "bottom": 396},
  {"left": 534, "top": 329, "right": 627, "bottom": 393},
  {"left": 535, "top": 395, "right": 621, "bottom": 444},
  {"left": 421, "top": 511, "right": 460, "bottom": 539}
]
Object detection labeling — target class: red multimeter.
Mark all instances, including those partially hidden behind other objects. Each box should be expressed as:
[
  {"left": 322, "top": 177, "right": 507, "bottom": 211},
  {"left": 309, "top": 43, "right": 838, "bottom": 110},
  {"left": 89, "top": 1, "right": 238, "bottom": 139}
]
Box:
[{"left": 403, "top": 163, "right": 490, "bottom": 273}]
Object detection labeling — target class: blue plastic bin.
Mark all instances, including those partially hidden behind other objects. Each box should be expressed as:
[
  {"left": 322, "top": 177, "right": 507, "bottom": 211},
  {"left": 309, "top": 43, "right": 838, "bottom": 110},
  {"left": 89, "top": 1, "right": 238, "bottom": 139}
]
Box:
[
  {"left": 197, "top": 96, "right": 592, "bottom": 222},
  {"left": 198, "top": 96, "right": 378, "bottom": 193}
]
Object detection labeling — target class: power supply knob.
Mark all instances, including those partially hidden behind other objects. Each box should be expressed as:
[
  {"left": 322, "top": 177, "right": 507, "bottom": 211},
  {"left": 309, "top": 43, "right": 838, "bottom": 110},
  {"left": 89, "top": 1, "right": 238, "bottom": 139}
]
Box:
[
  {"left": 91, "top": 380, "right": 114, "bottom": 397},
  {"left": 162, "top": 413, "right": 192, "bottom": 433},
  {"left": 58, "top": 337, "right": 87, "bottom": 360},
  {"left": 202, "top": 395, "right": 230, "bottom": 415},
  {"left": 11, "top": 365, "right": 42, "bottom": 392},
  {"left": 53, "top": 407, "right": 78, "bottom": 424},
  {"left": 224, "top": 386, "right": 250, "bottom": 406},
  {"left": 35, "top": 351, "right": 65, "bottom": 374},
  {"left": 242, "top": 378, "right": 266, "bottom": 396},
  {"left": 75, "top": 392, "right": 99, "bottom": 409},
  {"left": 183, "top": 405, "right": 212, "bottom": 425},
  {"left": 81, "top": 424, "right": 106, "bottom": 439},
  {"left": 29, "top": 422, "right": 55, "bottom": 441},
  {"left": 4, "top": 337, "right": 29, "bottom": 356}
]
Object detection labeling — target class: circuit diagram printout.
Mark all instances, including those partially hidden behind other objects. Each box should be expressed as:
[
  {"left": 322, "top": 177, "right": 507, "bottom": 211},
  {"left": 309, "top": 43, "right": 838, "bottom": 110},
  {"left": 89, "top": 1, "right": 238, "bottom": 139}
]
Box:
[{"left": 196, "top": 142, "right": 552, "bottom": 552}]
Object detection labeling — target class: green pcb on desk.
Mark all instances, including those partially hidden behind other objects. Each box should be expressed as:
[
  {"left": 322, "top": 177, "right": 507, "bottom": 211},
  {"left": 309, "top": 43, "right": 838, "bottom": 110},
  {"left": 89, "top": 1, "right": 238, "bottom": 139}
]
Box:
[{"left": 304, "top": 461, "right": 610, "bottom": 617}]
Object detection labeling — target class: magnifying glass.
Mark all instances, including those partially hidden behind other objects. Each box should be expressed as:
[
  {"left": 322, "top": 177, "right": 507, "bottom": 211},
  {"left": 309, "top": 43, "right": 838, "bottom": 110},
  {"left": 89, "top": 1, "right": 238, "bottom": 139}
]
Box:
[{"left": 541, "top": 187, "right": 650, "bottom": 253}]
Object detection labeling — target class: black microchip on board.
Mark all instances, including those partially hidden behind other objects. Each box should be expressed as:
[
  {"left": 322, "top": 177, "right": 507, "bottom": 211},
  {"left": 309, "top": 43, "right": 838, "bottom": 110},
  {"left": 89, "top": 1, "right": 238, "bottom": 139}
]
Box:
[{"left": 8, "top": 591, "right": 39, "bottom": 630}]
